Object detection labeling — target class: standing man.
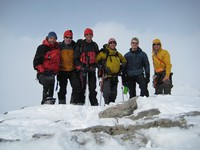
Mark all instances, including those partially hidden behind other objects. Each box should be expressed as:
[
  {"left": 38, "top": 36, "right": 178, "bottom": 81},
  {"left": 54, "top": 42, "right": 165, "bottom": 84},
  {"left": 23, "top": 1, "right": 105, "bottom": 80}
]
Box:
[
  {"left": 152, "top": 39, "right": 173, "bottom": 95},
  {"left": 96, "top": 38, "right": 127, "bottom": 105},
  {"left": 33, "top": 32, "right": 60, "bottom": 104},
  {"left": 74, "top": 28, "right": 99, "bottom": 106},
  {"left": 123, "top": 37, "right": 150, "bottom": 98},
  {"left": 57, "top": 30, "right": 83, "bottom": 104}
]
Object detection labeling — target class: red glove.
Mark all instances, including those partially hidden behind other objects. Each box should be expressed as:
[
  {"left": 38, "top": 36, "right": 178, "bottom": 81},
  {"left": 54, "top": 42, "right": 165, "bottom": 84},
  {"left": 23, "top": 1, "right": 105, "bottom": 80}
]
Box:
[
  {"left": 75, "top": 65, "right": 82, "bottom": 71},
  {"left": 36, "top": 64, "right": 45, "bottom": 73}
]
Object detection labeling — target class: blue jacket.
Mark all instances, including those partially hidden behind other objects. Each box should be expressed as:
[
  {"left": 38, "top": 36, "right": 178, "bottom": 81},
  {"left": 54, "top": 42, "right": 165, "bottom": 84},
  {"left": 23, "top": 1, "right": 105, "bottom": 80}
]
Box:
[{"left": 124, "top": 47, "right": 150, "bottom": 77}]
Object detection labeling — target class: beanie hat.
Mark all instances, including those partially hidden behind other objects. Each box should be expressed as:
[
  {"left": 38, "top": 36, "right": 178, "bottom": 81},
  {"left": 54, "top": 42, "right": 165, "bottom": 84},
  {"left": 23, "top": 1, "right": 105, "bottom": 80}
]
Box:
[
  {"left": 64, "top": 30, "right": 73, "bottom": 38},
  {"left": 47, "top": 31, "right": 57, "bottom": 40},
  {"left": 108, "top": 38, "right": 117, "bottom": 44},
  {"left": 84, "top": 28, "right": 93, "bottom": 35},
  {"left": 153, "top": 39, "right": 161, "bottom": 44}
]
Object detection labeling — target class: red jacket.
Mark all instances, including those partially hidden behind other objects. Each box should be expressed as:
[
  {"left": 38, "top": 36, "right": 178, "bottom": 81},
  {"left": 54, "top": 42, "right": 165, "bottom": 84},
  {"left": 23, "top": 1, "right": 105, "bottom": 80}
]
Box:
[{"left": 33, "top": 39, "right": 60, "bottom": 74}]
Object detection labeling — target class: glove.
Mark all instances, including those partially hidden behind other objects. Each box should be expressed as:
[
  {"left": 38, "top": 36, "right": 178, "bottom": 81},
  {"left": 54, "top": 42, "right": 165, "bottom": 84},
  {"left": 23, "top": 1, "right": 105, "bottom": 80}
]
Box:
[
  {"left": 123, "top": 86, "right": 129, "bottom": 94},
  {"left": 145, "top": 73, "right": 150, "bottom": 83},
  {"left": 80, "top": 66, "right": 90, "bottom": 72},
  {"left": 121, "top": 62, "right": 127, "bottom": 69},
  {"left": 36, "top": 64, "right": 44, "bottom": 73},
  {"left": 122, "top": 74, "right": 128, "bottom": 86}
]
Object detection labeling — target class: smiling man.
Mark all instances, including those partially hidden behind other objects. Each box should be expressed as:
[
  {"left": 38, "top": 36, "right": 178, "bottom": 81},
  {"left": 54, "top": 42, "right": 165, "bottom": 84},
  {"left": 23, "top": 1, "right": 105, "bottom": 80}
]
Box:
[
  {"left": 33, "top": 32, "right": 60, "bottom": 104},
  {"left": 74, "top": 28, "right": 99, "bottom": 106},
  {"left": 123, "top": 37, "right": 150, "bottom": 98},
  {"left": 57, "top": 30, "right": 83, "bottom": 105},
  {"left": 152, "top": 38, "right": 173, "bottom": 95}
]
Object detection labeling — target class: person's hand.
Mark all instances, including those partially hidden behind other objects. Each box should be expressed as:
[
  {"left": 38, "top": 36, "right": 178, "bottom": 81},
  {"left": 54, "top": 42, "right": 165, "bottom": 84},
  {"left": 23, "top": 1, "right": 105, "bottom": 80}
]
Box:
[
  {"left": 146, "top": 78, "right": 150, "bottom": 83},
  {"left": 81, "top": 66, "right": 91, "bottom": 72},
  {"left": 145, "top": 73, "right": 150, "bottom": 83},
  {"left": 163, "top": 75, "right": 169, "bottom": 81},
  {"left": 122, "top": 74, "right": 128, "bottom": 86},
  {"left": 36, "top": 64, "right": 44, "bottom": 73}
]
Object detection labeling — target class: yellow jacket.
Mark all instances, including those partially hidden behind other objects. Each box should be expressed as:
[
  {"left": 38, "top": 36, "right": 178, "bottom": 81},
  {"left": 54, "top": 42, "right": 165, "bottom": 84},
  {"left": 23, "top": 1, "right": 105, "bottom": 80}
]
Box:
[
  {"left": 152, "top": 39, "right": 172, "bottom": 77},
  {"left": 96, "top": 47, "right": 126, "bottom": 75},
  {"left": 59, "top": 41, "right": 75, "bottom": 71}
]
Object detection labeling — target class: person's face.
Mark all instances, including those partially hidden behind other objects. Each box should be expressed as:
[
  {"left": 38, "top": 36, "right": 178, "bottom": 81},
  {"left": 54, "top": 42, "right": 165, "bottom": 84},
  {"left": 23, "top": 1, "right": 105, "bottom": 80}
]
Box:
[
  {"left": 84, "top": 34, "right": 93, "bottom": 42},
  {"left": 64, "top": 36, "right": 72, "bottom": 45},
  {"left": 131, "top": 40, "right": 139, "bottom": 50},
  {"left": 153, "top": 43, "right": 161, "bottom": 51},
  {"left": 109, "top": 41, "right": 117, "bottom": 50},
  {"left": 48, "top": 37, "right": 57, "bottom": 45}
]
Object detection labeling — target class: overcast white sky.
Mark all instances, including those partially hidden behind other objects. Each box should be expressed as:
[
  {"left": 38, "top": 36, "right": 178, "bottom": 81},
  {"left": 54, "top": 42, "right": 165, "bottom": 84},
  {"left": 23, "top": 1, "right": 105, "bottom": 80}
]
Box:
[{"left": 0, "top": 0, "right": 200, "bottom": 113}]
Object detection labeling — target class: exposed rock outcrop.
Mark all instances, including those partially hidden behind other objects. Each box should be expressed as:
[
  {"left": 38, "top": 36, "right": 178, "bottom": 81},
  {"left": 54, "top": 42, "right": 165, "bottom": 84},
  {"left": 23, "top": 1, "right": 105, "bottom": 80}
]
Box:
[
  {"left": 74, "top": 117, "right": 187, "bottom": 135},
  {"left": 127, "top": 108, "right": 160, "bottom": 120},
  {"left": 99, "top": 97, "right": 138, "bottom": 118}
]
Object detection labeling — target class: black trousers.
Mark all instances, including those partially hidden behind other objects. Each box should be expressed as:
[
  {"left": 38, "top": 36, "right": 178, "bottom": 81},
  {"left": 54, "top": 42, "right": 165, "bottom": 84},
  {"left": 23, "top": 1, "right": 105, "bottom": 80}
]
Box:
[
  {"left": 127, "top": 74, "right": 149, "bottom": 98},
  {"left": 57, "top": 70, "right": 83, "bottom": 104},
  {"left": 80, "top": 71, "right": 98, "bottom": 106},
  {"left": 37, "top": 73, "right": 55, "bottom": 104},
  {"left": 102, "top": 77, "right": 118, "bottom": 105},
  {"left": 154, "top": 71, "right": 173, "bottom": 95}
]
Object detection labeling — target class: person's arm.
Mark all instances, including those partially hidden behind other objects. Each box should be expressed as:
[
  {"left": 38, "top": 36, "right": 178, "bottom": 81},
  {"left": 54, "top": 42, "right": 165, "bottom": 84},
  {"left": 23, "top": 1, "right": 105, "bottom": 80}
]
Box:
[
  {"left": 33, "top": 45, "right": 46, "bottom": 73},
  {"left": 74, "top": 41, "right": 82, "bottom": 70},
  {"left": 163, "top": 50, "right": 172, "bottom": 81},
  {"left": 143, "top": 53, "right": 150, "bottom": 83}
]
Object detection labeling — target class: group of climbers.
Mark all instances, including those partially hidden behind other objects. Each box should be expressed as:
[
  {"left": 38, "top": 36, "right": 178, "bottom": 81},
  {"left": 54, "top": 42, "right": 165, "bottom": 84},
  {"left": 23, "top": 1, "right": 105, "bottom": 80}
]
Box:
[{"left": 33, "top": 28, "right": 173, "bottom": 105}]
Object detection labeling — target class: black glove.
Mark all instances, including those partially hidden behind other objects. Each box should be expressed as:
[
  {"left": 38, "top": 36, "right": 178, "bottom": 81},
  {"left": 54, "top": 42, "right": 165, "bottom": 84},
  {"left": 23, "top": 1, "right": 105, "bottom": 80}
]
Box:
[
  {"left": 145, "top": 73, "right": 150, "bottom": 83},
  {"left": 81, "top": 66, "right": 89, "bottom": 73},
  {"left": 119, "top": 62, "right": 127, "bottom": 76},
  {"left": 122, "top": 74, "right": 128, "bottom": 86},
  {"left": 121, "top": 62, "right": 127, "bottom": 69}
]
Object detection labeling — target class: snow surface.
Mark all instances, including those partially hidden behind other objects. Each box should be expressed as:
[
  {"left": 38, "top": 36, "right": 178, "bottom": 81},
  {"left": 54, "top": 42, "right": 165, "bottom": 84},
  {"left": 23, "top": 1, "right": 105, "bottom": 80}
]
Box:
[{"left": 0, "top": 86, "right": 200, "bottom": 150}]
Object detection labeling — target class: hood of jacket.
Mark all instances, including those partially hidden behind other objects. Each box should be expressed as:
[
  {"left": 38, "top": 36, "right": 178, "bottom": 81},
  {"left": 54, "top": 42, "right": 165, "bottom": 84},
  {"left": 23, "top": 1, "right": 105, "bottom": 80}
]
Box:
[
  {"left": 42, "top": 38, "right": 58, "bottom": 48},
  {"left": 106, "top": 47, "right": 118, "bottom": 56},
  {"left": 152, "top": 38, "right": 163, "bottom": 54},
  {"left": 129, "top": 47, "right": 142, "bottom": 54}
]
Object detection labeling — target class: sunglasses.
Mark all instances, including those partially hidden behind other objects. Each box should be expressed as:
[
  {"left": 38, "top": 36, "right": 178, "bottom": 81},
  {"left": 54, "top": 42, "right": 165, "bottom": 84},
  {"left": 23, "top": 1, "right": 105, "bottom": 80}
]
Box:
[
  {"left": 109, "top": 42, "right": 116, "bottom": 45},
  {"left": 131, "top": 42, "right": 138, "bottom": 44},
  {"left": 65, "top": 36, "right": 72, "bottom": 39},
  {"left": 153, "top": 43, "right": 161, "bottom": 46},
  {"left": 85, "top": 34, "right": 92, "bottom": 36}
]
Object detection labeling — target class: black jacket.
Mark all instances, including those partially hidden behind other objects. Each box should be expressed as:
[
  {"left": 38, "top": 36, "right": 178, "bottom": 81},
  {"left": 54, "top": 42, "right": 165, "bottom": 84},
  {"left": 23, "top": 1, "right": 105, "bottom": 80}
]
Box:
[{"left": 74, "top": 39, "right": 99, "bottom": 68}]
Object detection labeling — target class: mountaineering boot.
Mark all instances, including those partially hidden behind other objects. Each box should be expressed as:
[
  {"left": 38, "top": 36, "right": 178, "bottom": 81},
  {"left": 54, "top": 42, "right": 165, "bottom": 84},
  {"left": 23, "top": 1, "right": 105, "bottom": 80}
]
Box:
[{"left": 43, "top": 97, "right": 56, "bottom": 104}]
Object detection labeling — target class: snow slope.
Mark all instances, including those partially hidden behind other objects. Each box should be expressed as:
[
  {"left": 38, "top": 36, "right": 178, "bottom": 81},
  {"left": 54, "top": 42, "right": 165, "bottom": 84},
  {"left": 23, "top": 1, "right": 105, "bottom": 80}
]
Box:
[{"left": 0, "top": 87, "right": 200, "bottom": 150}]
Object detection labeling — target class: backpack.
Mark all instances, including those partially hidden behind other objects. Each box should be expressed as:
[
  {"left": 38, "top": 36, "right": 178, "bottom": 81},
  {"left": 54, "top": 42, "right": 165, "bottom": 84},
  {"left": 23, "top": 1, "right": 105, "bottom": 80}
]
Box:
[
  {"left": 77, "top": 39, "right": 98, "bottom": 65},
  {"left": 100, "top": 48, "right": 121, "bottom": 75}
]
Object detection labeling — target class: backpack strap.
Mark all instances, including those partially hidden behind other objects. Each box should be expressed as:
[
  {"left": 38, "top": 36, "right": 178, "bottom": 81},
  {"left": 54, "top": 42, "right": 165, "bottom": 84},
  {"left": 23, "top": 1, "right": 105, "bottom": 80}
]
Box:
[
  {"left": 107, "top": 49, "right": 119, "bottom": 62},
  {"left": 77, "top": 39, "right": 84, "bottom": 53},
  {"left": 156, "top": 55, "right": 166, "bottom": 68}
]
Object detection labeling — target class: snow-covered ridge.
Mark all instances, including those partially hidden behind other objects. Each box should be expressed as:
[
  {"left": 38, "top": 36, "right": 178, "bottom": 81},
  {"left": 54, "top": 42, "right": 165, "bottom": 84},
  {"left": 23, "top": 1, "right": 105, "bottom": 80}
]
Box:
[{"left": 0, "top": 95, "right": 200, "bottom": 150}]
